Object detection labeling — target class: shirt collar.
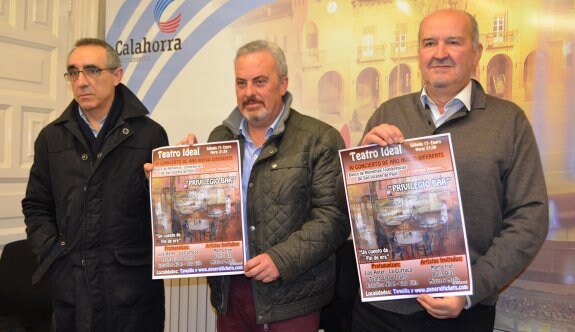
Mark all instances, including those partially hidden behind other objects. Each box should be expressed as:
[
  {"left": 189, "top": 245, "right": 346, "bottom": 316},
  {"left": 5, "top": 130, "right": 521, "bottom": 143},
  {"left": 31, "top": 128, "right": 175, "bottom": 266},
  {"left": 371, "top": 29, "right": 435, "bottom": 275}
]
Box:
[
  {"left": 78, "top": 106, "right": 107, "bottom": 137},
  {"left": 420, "top": 80, "right": 473, "bottom": 111}
]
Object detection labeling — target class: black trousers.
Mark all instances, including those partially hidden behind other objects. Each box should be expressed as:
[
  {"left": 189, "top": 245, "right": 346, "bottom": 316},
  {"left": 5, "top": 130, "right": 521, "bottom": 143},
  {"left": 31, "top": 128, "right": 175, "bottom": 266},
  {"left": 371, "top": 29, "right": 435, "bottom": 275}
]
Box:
[{"left": 352, "top": 294, "right": 496, "bottom": 332}]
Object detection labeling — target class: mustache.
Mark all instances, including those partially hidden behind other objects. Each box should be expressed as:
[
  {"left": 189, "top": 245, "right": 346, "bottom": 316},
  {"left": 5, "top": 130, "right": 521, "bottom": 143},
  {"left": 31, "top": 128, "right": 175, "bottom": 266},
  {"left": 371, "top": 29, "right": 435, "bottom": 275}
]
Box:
[
  {"left": 430, "top": 58, "right": 455, "bottom": 67},
  {"left": 243, "top": 97, "right": 261, "bottom": 106}
]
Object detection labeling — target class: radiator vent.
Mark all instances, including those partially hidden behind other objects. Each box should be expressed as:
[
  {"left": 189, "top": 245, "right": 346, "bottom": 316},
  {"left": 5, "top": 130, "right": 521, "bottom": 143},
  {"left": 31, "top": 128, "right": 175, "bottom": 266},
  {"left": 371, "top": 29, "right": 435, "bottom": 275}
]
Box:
[{"left": 164, "top": 277, "right": 217, "bottom": 332}]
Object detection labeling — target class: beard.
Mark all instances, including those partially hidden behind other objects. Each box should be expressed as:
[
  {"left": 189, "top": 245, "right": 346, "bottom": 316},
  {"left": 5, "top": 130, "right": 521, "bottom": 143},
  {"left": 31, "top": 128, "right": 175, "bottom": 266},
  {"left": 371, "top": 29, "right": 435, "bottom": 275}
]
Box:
[
  {"left": 240, "top": 97, "right": 270, "bottom": 124},
  {"left": 243, "top": 109, "right": 268, "bottom": 124}
]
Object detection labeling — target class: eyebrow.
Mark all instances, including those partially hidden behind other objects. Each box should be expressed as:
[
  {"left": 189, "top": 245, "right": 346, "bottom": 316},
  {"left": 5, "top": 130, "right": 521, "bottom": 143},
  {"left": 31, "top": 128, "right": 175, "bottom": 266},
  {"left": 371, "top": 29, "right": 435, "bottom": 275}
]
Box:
[
  {"left": 421, "top": 36, "right": 464, "bottom": 43},
  {"left": 66, "top": 64, "right": 100, "bottom": 70},
  {"left": 236, "top": 75, "right": 267, "bottom": 81}
]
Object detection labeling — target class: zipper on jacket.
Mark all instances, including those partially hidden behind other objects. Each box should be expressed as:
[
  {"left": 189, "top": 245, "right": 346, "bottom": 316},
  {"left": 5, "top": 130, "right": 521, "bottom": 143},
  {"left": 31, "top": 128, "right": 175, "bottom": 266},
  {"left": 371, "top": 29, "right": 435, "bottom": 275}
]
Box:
[{"left": 263, "top": 323, "right": 269, "bottom": 332}]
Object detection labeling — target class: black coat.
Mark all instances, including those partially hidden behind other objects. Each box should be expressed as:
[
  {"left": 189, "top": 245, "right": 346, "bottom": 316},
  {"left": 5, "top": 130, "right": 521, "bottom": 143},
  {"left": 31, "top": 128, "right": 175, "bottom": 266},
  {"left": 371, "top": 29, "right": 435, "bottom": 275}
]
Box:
[{"left": 22, "top": 84, "right": 168, "bottom": 331}]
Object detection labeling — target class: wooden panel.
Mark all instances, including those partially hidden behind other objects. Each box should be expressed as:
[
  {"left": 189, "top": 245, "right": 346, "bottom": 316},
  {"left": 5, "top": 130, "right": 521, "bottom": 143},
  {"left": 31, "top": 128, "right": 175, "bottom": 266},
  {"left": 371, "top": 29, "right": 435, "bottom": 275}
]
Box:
[
  {"left": 20, "top": 106, "right": 52, "bottom": 168},
  {"left": 24, "top": 0, "right": 59, "bottom": 41},
  {"left": 0, "top": 0, "right": 61, "bottom": 45},
  {"left": 0, "top": 191, "right": 26, "bottom": 218},
  {"left": 0, "top": 0, "right": 14, "bottom": 28},
  {"left": 0, "top": 40, "right": 55, "bottom": 95},
  {"left": 0, "top": 104, "right": 9, "bottom": 167},
  {"left": 28, "top": 0, "right": 50, "bottom": 27},
  {"left": 0, "top": 183, "right": 27, "bottom": 246}
]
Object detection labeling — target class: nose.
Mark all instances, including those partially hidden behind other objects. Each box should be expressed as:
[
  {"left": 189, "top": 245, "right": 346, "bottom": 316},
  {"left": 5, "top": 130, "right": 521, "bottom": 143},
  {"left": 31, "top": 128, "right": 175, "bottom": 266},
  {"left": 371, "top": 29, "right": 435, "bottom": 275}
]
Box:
[
  {"left": 244, "top": 81, "right": 256, "bottom": 96},
  {"left": 433, "top": 42, "right": 449, "bottom": 59},
  {"left": 74, "top": 71, "right": 89, "bottom": 86}
]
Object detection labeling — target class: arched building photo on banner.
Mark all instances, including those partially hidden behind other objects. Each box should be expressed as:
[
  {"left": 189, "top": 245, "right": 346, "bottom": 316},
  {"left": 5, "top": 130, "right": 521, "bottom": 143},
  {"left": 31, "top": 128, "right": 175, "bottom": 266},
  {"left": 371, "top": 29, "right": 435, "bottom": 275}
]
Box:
[{"left": 106, "top": 1, "right": 574, "bottom": 331}]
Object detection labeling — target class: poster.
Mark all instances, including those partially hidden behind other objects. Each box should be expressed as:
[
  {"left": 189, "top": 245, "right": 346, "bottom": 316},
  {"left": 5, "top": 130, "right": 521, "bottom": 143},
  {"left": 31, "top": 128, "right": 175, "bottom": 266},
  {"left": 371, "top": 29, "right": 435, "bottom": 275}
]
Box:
[
  {"left": 149, "top": 141, "right": 245, "bottom": 279},
  {"left": 339, "top": 133, "right": 472, "bottom": 301}
]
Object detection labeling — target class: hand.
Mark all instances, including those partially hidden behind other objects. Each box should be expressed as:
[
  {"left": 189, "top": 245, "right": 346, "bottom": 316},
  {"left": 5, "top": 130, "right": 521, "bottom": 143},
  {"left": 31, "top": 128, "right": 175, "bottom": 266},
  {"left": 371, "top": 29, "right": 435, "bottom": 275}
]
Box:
[
  {"left": 244, "top": 253, "right": 280, "bottom": 283},
  {"left": 360, "top": 124, "right": 404, "bottom": 146},
  {"left": 178, "top": 133, "right": 198, "bottom": 145},
  {"left": 143, "top": 163, "right": 154, "bottom": 180},
  {"left": 416, "top": 295, "right": 467, "bottom": 319}
]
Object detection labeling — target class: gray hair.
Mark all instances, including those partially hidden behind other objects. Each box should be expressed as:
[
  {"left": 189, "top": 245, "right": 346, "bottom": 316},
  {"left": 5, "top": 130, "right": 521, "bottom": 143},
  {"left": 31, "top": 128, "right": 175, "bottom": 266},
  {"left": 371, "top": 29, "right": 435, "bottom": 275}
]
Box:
[
  {"left": 467, "top": 12, "right": 480, "bottom": 51},
  {"left": 68, "top": 38, "right": 121, "bottom": 69},
  {"left": 235, "top": 40, "right": 288, "bottom": 78}
]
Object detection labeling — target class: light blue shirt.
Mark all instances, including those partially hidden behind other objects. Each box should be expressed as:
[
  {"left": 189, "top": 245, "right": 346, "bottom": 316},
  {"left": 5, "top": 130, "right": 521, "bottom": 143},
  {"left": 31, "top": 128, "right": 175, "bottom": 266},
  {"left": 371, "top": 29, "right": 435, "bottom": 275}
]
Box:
[
  {"left": 239, "top": 105, "right": 286, "bottom": 258},
  {"left": 78, "top": 107, "right": 106, "bottom": 137},
  {"left": 420, "top": 81, "right": 472, "bottom": 128}
]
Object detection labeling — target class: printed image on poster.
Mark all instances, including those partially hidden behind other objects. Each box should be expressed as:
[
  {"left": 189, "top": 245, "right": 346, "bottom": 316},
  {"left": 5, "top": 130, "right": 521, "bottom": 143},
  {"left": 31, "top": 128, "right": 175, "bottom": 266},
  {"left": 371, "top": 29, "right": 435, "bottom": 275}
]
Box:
[
  {"left": 150, "top": 141, "right": 245, "bottom": 278},
  {"left": 339, "top": 133, "right": 472, "bottom": 301}
]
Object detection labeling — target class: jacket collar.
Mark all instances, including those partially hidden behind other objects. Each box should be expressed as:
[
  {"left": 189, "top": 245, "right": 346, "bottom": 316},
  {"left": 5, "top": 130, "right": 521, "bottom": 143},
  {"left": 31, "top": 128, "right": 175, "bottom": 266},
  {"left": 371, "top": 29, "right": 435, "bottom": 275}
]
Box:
[
  {"left": 54, "top": 83, "right": 149, "bottom": 125},
  {"left": 468, "top": 79, "right": 487, "bottom": 111}
]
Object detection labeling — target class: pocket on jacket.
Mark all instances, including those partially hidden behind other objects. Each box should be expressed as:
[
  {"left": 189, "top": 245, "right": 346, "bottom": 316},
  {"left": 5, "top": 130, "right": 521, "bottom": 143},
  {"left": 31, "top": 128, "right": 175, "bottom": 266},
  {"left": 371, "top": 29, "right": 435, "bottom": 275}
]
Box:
[
  {"left": 111, "top": 246, "right": 157, "bottom": 307},
  {"left": 48, "top": 257, "right": 75, "bottom": 305},
  {"left": 269, "top": 160, "right": 309, "bottom": 205},
  {"left": 114, "top": 246, "right": 152, "bottom": 266}
]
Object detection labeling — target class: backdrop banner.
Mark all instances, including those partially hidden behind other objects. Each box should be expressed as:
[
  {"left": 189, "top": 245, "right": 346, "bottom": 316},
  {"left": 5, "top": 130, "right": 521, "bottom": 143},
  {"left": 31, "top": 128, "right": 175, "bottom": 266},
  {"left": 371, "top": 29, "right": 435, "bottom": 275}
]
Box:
[{"left": 106, "top": 1, "right": 575, "bottom": 331}]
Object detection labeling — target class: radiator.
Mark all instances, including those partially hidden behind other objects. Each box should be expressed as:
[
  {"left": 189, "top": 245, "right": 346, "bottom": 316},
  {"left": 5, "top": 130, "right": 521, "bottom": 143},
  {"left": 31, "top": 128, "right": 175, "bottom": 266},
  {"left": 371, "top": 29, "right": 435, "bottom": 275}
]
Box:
[{"left": 164, "top": 277, "right": 217, "bottom": 332}]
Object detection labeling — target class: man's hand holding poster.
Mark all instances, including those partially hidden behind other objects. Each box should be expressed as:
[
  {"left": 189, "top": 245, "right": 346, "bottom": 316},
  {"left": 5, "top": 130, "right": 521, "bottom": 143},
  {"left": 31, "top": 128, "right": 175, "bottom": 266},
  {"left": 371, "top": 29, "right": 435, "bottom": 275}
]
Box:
[{"left": 339, "top": 133, "right": 472, "bottom": 301}]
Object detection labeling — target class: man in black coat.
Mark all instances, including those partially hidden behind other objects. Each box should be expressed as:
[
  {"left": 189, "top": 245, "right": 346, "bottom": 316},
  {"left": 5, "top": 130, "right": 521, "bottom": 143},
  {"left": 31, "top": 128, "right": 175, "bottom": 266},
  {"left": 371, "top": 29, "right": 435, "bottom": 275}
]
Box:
[{"left": 22, "top": 38, "right": 168, "bottom": 331}]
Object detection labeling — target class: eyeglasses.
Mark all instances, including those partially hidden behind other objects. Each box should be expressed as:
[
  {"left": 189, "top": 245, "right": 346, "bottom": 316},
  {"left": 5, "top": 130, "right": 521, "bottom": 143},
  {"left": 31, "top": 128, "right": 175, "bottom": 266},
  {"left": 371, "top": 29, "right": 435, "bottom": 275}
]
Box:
[{"left": 63, "top": 67, "right": 117, "bottom": 81}]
